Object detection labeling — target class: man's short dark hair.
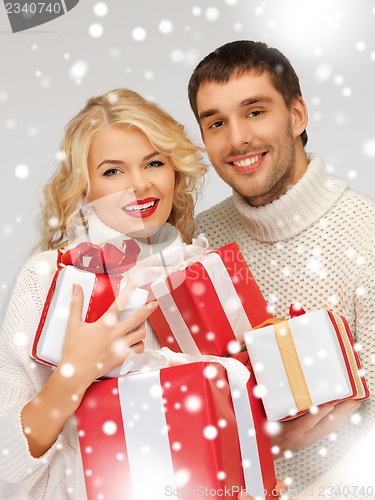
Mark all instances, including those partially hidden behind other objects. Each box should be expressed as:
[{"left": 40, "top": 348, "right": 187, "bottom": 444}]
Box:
[{"left": 188, "top": 40, "right": 308, "bottom": 146}]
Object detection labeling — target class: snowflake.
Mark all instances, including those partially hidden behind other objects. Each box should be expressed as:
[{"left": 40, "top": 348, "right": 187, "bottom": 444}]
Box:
[
  {"left": 61, "top": 363, "right": 75, "bottom": 377},
  {"left": 132, "top": 27, "right": 146, "bottom": 42},
  {"left": 350, "top": 413, "right": 362, "bottom": 425},
  {"left": 203, "top": 425, "right": 218, "bottom": 440},
  {"left": 69, "top": 61, "right": 88, "bottom": 82},
  {"left": 205, "top": 7, "right": 220, "bottom": 21},
  {"left": 363, "top": 139, "right": 375, "bottom": 158},
  {"left": 89, "top": 23, "right": 104, "bottom": 38},
  {"left": 253, "top": 384, "right": 267, "bottom": 399},
  {"left": 102, "top": 421, "right": 117, "bottom": 435},
  {"left": 355, "top": 41, "right": 366, "bottom": 51},
  {"left": 93, "top": 2, "right": 108, "bottom": 17},
  {"left": 265, "top": 420, "right": 281, "bottom": 437},
  {"left": 175, "top": 468, "right": 191, "bottom": 488},
  {"left": 14, "top": 164, "right": 29, "bottom": 179},
  {"left": 204, "top": 365, "right": 218, "bottom": 380},
  {"left": 158, "top": 20, "right": 173, "bottom": 34},
  {"left": 184, "top": 395, "right": 202, "bottom": 413},
  {"left": 172, "top": 441, "right": 181, "bottom": 451},
  {"left": 314, "top": 63, "right": 332, "bottom": 82}
]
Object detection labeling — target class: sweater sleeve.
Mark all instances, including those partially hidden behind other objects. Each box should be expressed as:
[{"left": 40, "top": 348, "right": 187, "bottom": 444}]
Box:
[{"left": 0, "top": 252, "right": 65, "bottom": 485}]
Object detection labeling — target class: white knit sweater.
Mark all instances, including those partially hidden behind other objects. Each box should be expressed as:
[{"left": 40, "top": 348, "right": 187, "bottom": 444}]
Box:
[{"left": 196, "top": 153, "right": 375, "bottom": 495}]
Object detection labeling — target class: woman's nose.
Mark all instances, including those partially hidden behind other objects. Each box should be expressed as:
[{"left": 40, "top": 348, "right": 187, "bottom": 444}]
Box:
[{"left": 125, "top": 170, "right": 150, "bottom": 194}]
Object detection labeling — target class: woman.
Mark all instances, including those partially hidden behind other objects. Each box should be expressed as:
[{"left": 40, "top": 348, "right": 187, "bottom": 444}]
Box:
[{"left": 0, "top": 88, "right": 207, "bottom": 498}]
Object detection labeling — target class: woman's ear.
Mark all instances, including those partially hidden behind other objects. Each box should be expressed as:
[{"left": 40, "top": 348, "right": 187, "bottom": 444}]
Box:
[{"left": 291, "top": 96, "right": 308, "bottom": 139}]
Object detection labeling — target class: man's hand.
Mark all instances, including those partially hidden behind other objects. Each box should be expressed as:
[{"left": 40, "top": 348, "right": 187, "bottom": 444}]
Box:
[{"left": 271, "top": 400, "right": 361, "bottom": 459}]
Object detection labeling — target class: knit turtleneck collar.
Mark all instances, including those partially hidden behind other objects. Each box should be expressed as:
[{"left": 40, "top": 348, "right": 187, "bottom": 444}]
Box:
[{"left": 232, "top": 153, "right": 348, "bottom": 243}]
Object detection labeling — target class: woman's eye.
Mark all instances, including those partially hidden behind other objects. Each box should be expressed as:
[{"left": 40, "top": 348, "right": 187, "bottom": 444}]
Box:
[
  {"left": 103, "top": 168, "right": 120, "bottom": 176},
  {"left": 146, "top": 161, "right": 164, "bottom": 168}
]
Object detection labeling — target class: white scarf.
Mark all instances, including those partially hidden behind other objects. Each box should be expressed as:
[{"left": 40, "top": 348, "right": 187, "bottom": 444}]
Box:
[{"left": 65, "top": 206, "right": 209, "bottom": 286}]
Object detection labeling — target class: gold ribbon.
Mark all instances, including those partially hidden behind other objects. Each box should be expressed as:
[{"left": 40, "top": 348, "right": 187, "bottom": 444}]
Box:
[{"left": 252, "top": 317, "right": 313, "bottom": 412}]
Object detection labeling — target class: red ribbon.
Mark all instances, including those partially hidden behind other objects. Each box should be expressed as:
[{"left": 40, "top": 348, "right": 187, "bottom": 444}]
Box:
[
  {"left": 59, "top": 240, "right": 141, "bottom": 276},
  {"left": 289, "top": 303, "right": 306, "bottom": 318}
]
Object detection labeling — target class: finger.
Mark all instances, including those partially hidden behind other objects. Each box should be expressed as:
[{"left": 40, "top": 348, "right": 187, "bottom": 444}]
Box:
[
  {"left": 116, "top": 301, "right": 158, "bottom": 333},
  {"left": 67, "top": 284, "right": 84, "bottom": 326},
  {"left": 130, "top": 340, "right": 145, "bottom": 354},
  {"left": 310, "top": 400, "right": 360, "bottom": 440},
  {"left": 285, "top": 403, "right": 334, "bottom": 432},
  {"left": 274, "top": 479, "right": 288, "bottom": 497},
  {"left": 123, "top": 324, "right": 147, "bottom": 348}
]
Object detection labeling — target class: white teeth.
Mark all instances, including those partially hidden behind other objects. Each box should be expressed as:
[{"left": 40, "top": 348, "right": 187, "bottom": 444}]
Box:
[
  {"left": 124, "top": 200, "right": 157, "bottom": 212},
  {"left": 233, "top": 154, "right": 262, "bottom": 167}
]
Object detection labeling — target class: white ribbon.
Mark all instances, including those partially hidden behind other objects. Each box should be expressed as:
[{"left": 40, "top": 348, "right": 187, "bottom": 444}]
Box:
[
  {"left": 118, "top": 371, "right": 176, "bottom": 500},
  {"left": 151, "top": 279, "right": 202, "bottom": 354},
  {"left": 151, "top": 251, "right": 252, "bottom": 353},
  {"left": 118, "top": 348, "right": 266, "bottom": 499},
  {"left": 128, "top": 234, "right": 209, "bottom": 287},
  {"left": 201, "top": 253, "right": 253, "bottom": 343}
]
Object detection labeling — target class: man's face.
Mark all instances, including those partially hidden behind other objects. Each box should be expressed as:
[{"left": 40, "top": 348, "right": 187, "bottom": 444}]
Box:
[{"left": 197, "top": 71, "right": 308, "bottom": 206}]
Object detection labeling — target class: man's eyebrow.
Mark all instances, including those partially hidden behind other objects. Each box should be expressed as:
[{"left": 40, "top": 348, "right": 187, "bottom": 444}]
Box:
[
  {"left": 199, "top": 96, "right": 273, "bottom": 120},
  {"left": 199, "top": 109, "right": 218, "bottom": 120},
  {"left": 240, "top": 96, "right": 273, "bottom": 106},
  {"left": 96, "top": 151, "right": 160, "bottom": 169}
]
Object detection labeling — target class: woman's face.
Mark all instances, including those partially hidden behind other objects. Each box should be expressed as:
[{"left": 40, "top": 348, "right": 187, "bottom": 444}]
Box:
[{"left": 86, "top": 126, "right": 175, "bottom": 238}]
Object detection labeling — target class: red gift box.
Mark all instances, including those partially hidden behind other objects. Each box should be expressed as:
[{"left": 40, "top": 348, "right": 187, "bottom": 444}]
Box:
[
  {"left": 75, "top": 360, "right": 276, "bottom": 499},
  {"left": 31, "top": 241, "right": 146, "bottom": 372},
  {"left": 148, "top": 242, "right": 272, "bottom": 356}
]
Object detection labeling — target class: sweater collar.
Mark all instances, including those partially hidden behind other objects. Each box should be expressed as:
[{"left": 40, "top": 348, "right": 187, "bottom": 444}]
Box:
[
  {"left": 232, "top": 153, "right": 348, "bottom": 243},
  {"left": 67, "top": 207, "right": 182, "bottom": 261}
]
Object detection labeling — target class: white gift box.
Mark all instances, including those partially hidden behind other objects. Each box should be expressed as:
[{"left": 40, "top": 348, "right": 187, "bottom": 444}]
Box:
[
  {"left": 244, "top": 309, "right": 369, "bottom": 421},
  {"left": 31, "top": 264, "right": 148, "bottom": 378}
]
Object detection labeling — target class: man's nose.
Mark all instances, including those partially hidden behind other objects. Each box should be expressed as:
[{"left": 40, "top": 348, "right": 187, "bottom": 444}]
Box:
[{"left": 228, "top": 120, "right": 250, "bottom": 149}]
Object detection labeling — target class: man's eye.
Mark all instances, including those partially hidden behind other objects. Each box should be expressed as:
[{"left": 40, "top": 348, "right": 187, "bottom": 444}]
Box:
[
  {"left": 248, "top": 111, "right": 261, "bottom": 117},
  {"left": 146, "top": 161, "right": 164, "bottom": 168},
  {"left": 103, "top": 168, "right": 120, "bottom": 176},
  {"left": 210, "top": 120, "right": 225, "bottom": 129}
]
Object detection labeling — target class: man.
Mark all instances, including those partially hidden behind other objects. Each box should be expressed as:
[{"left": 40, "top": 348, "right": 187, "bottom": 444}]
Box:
[{"left": 189, "top": 40, "right": 375, "bottom": 494}]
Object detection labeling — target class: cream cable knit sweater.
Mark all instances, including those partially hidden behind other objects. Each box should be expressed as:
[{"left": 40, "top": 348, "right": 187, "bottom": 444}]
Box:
[
  {"left": 196, "top": 153, "right": 375, "bottom": 496},
  {"left": 0, "top": 219, "right": 163, "bottom": 499}
]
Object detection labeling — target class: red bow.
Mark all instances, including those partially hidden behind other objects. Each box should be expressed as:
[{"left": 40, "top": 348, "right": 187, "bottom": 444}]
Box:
[{"left": 59, "top": 241, "right": 141, "bottom": 275}]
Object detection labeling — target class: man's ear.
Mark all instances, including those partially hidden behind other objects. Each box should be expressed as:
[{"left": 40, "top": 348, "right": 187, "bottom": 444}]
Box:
[{"left": 291, "top": 96, "right": 308, "bottom": 139}]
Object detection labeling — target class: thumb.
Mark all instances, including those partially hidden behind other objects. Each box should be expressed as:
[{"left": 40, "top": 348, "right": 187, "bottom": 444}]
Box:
[{"left": 68, "top": 284, "right": 84, "bottom": 325}]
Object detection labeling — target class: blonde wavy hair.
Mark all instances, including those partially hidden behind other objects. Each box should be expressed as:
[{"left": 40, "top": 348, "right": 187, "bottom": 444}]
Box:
[{"left": 36, "top": 88, "right": 207, "bottom": 251}]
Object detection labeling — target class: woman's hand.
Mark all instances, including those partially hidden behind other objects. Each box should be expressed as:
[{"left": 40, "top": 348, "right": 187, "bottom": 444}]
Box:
[
  {"left": 60, "top": 282, "right": 156, "bottom": 388},
  {"left": 21, "top": 282, "right": 157, "bottom": 458}
]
